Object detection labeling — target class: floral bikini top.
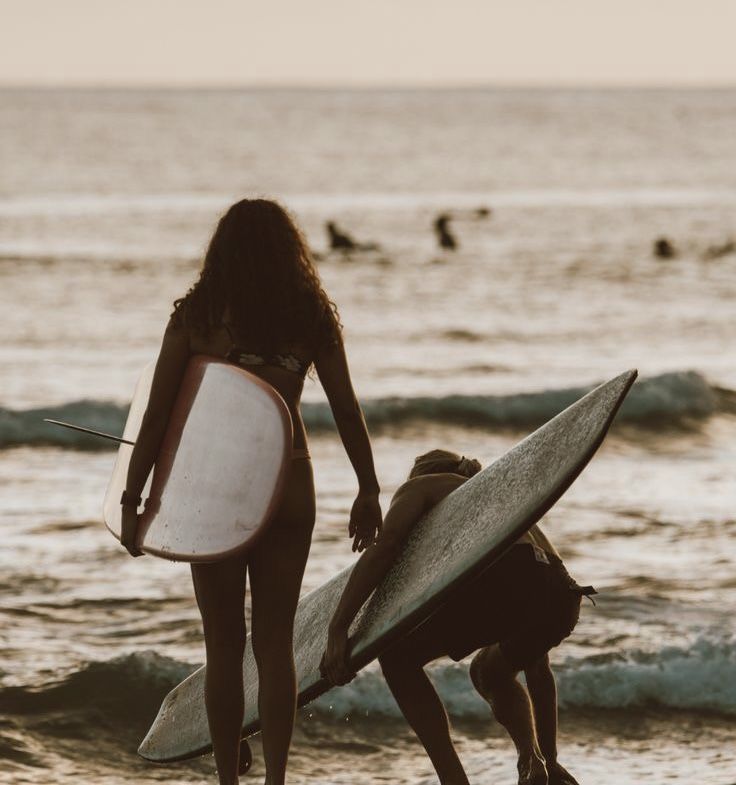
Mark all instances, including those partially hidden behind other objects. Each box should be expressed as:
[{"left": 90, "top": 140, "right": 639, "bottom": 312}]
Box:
[{"left": 224, "top": 324, "right": 310, "bottom": 377}]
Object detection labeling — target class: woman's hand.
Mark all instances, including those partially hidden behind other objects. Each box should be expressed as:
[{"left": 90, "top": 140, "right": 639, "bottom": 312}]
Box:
[
  {"left": 349, "top": 491, "right": 382, "bottom": 552},
  {"left": 120, "top": 506, "right": 144, "bottom": 557},
  {"left": 320, "top": 625, "right": 356, "bottom": 686}
]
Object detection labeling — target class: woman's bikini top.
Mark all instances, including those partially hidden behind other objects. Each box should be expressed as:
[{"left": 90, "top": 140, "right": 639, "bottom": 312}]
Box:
[
  {"left": 223, "top": 324, "right": 310, "bottom": 377},
  {"left": 223, "top": 324, "right": 313, "bottom": 459}
]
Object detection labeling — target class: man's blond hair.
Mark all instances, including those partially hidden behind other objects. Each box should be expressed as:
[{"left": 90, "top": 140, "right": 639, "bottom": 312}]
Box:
[{"left": 409, "top": 449, "right": 481, "bottom": 479}]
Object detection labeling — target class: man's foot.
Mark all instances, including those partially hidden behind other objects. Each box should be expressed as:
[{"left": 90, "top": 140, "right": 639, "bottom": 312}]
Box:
[
  {"left": 547, "top": 761, "right": 580, "bottom": 785},
  {"left": 238, "top": 739, "right": 252, "bottom": 776},
  {"left": 518, "top": 753, "right": 548, "bottom": 785}
]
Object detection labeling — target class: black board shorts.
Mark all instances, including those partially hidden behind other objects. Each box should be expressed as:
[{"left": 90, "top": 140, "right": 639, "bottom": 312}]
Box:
[{"left": 418, "top": 543, "right": 587, "bottom": 669}]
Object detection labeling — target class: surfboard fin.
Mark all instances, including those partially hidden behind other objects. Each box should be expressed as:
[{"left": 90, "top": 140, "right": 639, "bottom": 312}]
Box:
[{"left": 43, "top": 418, "right": 135, "bottom": 446}]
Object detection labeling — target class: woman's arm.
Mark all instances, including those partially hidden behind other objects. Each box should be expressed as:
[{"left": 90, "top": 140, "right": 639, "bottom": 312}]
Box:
[
  {"left": 321, "top": 475, "right": 463, "bottom": 685},
  {"left": 120, "top": 319, "right": 190, "bottom": 555},
  {"left": 314, "top": 335, "right": 382, "bottom": 552}
]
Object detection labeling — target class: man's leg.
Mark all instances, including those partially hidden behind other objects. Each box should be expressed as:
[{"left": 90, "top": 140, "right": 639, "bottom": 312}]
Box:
[
  {"left": 379, "top": 633, "right": 469, "bottom": 785},
  {"left": 524, "top": 654, "right": 557, "bottom": 765},
  {"left": 470, "top": 644, "right": 547, "bottom": 785},
  {"left": 525, "top": 655, "right": 579, "bottom": 785}
]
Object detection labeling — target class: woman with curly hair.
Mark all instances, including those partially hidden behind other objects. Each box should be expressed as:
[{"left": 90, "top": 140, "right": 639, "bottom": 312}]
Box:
[{"left": 120, "top": 198, "right": 382, "bottom": 785}]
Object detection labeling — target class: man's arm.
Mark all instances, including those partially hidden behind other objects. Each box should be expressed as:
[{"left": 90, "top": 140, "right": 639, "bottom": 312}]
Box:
[{"left": 321, "top": 473, "right": 465, "bottom": 685}]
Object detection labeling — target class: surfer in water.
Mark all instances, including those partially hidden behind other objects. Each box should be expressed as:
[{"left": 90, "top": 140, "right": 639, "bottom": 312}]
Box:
[
  {"left": 120, "top": 198, "right": 382, "bottom": 785},
  {"left": 322, "top": 449, "right": 591, "bottom": 785}
]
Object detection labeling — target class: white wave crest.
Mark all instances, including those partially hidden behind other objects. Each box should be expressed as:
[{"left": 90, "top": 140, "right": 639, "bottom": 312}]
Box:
[
  {"left": 310, "top": 635, "right": 736, "bottom": 720},
  {"left": 3, "top": 371, "right": 731, "bottom": 450}
]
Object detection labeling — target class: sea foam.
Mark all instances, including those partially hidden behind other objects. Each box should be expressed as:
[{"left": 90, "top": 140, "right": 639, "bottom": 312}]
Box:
[{"left": 311, "top": 634, "right": 736, "bottom": 720}]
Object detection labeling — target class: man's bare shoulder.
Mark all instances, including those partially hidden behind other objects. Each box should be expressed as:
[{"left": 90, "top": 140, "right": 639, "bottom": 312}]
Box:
[{"left": 392, "top": 473, "right": 468, "bottom": 506}]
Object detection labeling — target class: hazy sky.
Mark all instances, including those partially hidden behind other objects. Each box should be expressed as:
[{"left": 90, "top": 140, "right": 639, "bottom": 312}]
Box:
[{"left": 1, "top": 0, "right": 735, "bottom": 86}]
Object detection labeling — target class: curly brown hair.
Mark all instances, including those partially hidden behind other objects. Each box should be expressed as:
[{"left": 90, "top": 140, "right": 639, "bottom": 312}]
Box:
[{"left": 172, "top": 198, "right": 341, "bottom": 354}]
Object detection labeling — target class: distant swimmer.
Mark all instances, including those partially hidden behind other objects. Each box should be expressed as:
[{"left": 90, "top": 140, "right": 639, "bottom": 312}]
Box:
[
  {"left": 434, "top": 213, "right": 457, "bottom": 250},
  {"left": 327, "top": 221, "right": 357, "bottom": 251},
  {"left": 326, "top": 221, "right": 379, "bottom": 253},
  {"left": 322, "top": 448, "right": 591, "bottom": 785},
  {"left": 703, "top": 238, "right": 735, "bottom": 261},
  {"left": 653, "top": 237, "right": 676, "bottom": 259}
]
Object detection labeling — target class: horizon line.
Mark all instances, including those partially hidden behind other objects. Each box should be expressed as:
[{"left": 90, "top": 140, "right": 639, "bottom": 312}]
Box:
[{"left": 1, "top": 79, "right": 735, "bottom": 91}]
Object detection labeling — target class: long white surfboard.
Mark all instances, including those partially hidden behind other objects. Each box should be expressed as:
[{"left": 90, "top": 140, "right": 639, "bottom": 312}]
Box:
[{"left": 139, "top": 369, "right": 637, "bottom": 761}]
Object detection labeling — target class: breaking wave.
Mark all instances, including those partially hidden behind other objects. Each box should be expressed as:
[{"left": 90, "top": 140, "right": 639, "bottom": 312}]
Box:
[
  {"left": 0, "top": 399, "right": 129, "bottom": 450},
  {"left": 2, "top": 371, "right": 734, "bottom": 450},
  {"left": 1, "top": 651, "right": 195, "bottom": 725},
  {"left": 5, "top": 636, "right": 733, "bottom": 730},
  {"left": 312, "top": 634, "right": 736, "bottom": 720}
]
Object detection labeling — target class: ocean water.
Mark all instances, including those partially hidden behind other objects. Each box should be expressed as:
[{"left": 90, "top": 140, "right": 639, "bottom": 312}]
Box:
[{"left": 1, "top": 88, "right": 735, "bottom": 784}]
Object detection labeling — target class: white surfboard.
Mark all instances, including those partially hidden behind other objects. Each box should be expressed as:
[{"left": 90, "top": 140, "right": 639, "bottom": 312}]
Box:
[
  {"left": 103, "top": 356, "right": 293, "bottom": 562},
  {"left": 139, "top": 369, "right": 637, "bottom": 761}
]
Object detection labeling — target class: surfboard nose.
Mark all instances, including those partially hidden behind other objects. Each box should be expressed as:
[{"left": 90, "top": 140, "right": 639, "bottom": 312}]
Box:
[
  {"left": 599, "top": 368, "right": 638, "bottom": 400},
  {"left": 595, "top": 369, "right": 638, "bottom": 418}
]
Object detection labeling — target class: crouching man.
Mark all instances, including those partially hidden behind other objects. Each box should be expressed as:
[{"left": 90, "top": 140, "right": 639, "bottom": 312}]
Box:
[{"left": 321, "top": 449, "right": 594, "bottom": 785}]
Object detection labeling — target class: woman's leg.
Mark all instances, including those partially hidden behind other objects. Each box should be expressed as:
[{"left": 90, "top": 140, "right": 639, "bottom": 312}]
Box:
[
  {"left": 379, "top": 626, "right": 469, "bottom": 785},
  {"left": 248, "top": 458, "right": 315, "bottom": 785},
  {"left": 191, "top": 553, "right": 249, "bottom": 785}
]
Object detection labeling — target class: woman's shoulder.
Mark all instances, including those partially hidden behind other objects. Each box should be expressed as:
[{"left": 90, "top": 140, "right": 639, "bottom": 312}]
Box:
[
  {"left": 163, "top": 314, "right": 194, "bottom": 345},
  {"left": 166, "top": 316, "right": 227, "bottom": 358},
  {"left": 314, "top": 302, "right": 342, "bottom": 348}
]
